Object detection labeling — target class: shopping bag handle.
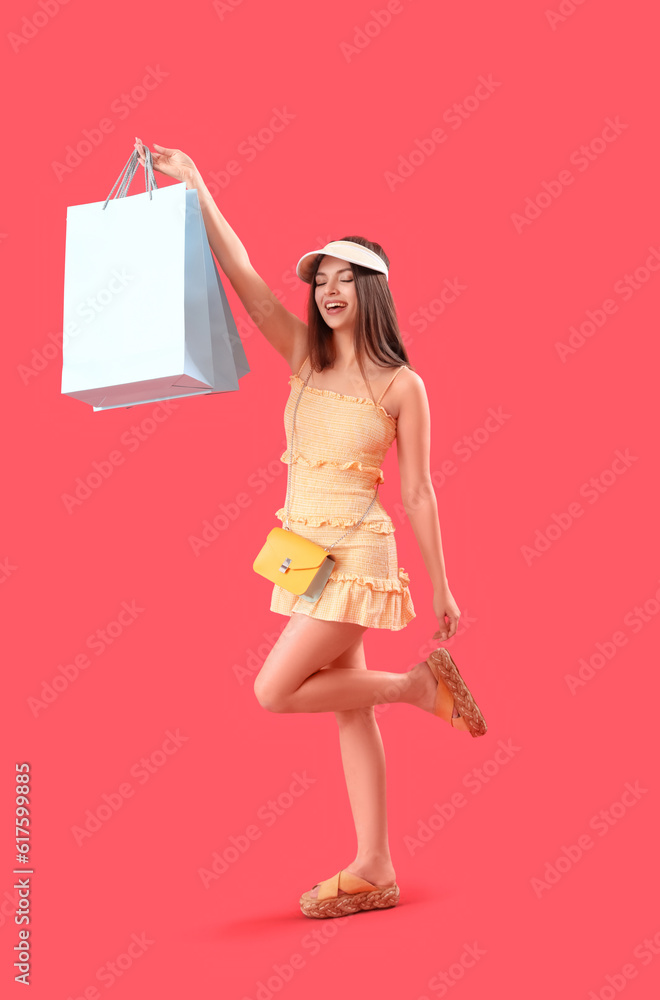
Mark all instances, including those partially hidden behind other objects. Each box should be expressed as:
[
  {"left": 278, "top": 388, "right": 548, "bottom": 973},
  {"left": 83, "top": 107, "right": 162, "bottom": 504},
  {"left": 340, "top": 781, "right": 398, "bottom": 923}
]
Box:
[{"left": 102, "top": 146, "right": 158, "bottom": 210}]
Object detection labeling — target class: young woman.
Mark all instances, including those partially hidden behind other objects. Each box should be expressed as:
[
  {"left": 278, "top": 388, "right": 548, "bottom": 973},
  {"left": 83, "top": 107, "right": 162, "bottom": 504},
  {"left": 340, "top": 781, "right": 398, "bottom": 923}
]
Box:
[{"left": 134, "top": 138, "right": 487, "bottom": 920}]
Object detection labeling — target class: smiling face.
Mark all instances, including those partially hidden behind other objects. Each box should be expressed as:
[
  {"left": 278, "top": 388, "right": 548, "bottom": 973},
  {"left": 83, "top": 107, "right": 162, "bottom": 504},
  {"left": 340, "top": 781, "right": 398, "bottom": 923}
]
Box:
[{"left": 313, "top": 255, "right": 358, "bottom": 331}]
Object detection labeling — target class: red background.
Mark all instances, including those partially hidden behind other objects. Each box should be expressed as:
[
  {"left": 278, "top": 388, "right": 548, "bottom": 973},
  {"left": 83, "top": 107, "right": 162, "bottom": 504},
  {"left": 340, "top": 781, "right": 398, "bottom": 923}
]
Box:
[{"left": 2, "top": 0, "right": 659, "bottom": 997}]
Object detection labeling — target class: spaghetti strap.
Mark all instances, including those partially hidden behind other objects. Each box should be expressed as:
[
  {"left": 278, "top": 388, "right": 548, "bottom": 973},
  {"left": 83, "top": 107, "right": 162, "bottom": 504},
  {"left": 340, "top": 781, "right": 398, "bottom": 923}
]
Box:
[
  {"left": 376, "top": 366, "right": 405, "bottom": 407},
  {"left": 295, "top": 354, "right": 310, "bottom": 378}
]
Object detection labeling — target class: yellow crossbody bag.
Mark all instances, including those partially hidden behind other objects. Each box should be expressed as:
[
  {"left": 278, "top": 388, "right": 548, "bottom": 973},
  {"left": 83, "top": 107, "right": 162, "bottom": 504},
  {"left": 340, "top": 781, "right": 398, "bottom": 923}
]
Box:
[{"left": 253, "top": 364, "right": 380, "bottom": 603}]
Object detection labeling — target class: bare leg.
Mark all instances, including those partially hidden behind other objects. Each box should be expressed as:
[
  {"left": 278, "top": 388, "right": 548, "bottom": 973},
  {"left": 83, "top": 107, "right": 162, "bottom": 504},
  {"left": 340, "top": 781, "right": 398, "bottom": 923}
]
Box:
[
  {"left": 304, "top": 634, "right": 396, "bottom": 897},
  {"left": 297, "top": 708, "right": 398, "bottom": 899},
  {"left": 254, "top": 613, "right": 439, "bottom": 715},
  {"left": 255, "top": 617, "right": 431, "bottom": 897}
]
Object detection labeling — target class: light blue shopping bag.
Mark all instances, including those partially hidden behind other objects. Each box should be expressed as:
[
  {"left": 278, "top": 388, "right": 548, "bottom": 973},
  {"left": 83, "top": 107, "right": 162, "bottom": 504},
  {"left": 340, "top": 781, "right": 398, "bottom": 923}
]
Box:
[{"left": 61, "top": 147, "right": 249, "bottom": 411}]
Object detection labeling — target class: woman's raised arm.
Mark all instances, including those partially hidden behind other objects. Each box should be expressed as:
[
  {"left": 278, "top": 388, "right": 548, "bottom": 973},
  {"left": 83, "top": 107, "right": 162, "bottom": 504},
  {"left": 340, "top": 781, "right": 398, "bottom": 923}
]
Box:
[{"left": 134, "top": 139, "right": 307, "bottom": 368}]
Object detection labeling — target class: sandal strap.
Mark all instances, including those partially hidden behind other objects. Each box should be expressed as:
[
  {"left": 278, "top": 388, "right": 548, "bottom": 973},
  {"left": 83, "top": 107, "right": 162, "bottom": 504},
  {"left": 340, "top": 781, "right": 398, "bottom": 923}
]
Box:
[{"left": 317, "top": 869, "right": 379, "bottom": 900}]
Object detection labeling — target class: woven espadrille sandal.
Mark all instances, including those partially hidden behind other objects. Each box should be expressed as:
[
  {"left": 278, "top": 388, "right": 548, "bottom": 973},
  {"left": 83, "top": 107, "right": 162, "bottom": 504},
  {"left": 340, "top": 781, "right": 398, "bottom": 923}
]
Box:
[
  {"left": 300, "top": 869, "right": 400, "bottom": 919},
  {"left": 426, "top": 647, "right": 487, "bottom": 738}
]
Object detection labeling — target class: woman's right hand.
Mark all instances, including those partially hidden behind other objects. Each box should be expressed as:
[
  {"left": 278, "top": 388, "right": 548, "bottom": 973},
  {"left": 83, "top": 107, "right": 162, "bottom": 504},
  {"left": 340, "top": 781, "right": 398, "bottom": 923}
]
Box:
[{"left": 134, "top": 137, "right": 198, "bottom": 186}]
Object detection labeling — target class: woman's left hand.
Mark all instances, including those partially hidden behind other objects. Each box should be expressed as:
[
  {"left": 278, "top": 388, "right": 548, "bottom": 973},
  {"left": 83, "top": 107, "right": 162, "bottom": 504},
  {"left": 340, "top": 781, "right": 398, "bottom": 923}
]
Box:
[{"left": 432, "top": 585, "right": 461, "bottom": 641}]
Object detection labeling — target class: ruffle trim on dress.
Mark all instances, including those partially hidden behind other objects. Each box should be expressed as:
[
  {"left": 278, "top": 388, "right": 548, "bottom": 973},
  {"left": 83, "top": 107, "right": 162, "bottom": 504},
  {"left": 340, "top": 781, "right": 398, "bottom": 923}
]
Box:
[
  {"left": 280, "top": 450, "right": 386, "bottom": 484},
  {"left": 270, "top": 567, "right": 415, "bottom": 631},
  {"left": 289, "top": 374, "right": 397, "bottom": 424},
  {"left": 328, "top": 567, "right": 411, "bottom": 591},
  {"left": 274, "top": 508, "right": 395, "bottom": 535}
]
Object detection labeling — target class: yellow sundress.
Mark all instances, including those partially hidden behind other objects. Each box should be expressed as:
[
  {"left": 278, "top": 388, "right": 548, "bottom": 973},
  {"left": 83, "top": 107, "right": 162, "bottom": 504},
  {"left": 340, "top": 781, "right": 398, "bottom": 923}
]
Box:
[{"left": 269, "top": 355, "right": 416, "bottom": 631}]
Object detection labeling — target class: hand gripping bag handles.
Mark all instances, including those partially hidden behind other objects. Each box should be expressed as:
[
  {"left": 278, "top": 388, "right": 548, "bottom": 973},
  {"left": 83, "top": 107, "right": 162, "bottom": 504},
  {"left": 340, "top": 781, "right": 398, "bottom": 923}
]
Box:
[
  {"left": 253, "top": 365, "right": 381, "bottom": 603},
  {"left": 103, "top": 145, "right": 159, "bottom": 205}
]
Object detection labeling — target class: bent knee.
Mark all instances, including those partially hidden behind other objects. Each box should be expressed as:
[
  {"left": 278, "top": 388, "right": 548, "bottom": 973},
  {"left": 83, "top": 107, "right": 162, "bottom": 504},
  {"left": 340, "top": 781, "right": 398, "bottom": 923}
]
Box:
[{"left": 253, "top": 679, "right": 288, "bottom": 713}]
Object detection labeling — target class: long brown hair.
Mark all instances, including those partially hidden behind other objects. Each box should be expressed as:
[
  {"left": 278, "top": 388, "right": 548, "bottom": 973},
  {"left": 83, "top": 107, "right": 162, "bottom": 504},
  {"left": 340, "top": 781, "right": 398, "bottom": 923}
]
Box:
[{"left": 305, "top": 236, "right": 415, "bottom": 396}]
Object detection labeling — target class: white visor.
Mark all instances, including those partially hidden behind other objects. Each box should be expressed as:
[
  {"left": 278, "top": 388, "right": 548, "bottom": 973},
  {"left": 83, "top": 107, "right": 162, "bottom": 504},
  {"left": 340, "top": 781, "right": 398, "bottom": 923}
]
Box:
[{"left": 296, "top": 240, "right": 389, "bottom": 283}]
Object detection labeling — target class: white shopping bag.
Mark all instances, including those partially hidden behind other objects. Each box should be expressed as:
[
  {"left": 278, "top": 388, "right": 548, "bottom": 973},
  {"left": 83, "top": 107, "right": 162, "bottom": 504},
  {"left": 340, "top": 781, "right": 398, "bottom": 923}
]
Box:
[{"left": 61, "top": 148, "right": 249, "bottom": 411}]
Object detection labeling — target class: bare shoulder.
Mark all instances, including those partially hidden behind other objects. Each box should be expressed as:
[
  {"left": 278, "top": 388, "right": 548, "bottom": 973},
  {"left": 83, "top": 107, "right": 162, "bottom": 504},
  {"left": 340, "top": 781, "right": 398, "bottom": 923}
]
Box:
[
  {"left": 398, "top": 366, "right": 426, "bottom": 391},
  {"left": 381, "top": 365, "right": 426, "bottom": 421}
]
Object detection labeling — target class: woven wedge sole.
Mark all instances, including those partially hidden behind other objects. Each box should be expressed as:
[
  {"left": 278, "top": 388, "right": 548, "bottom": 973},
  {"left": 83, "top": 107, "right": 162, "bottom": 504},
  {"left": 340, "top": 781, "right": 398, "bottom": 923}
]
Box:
[
  {"left": 300, "top": 883, "right": 400, "bottom": 919},
  {"left": 426, "top": 647, "right": 487, "bottom": 738}
]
